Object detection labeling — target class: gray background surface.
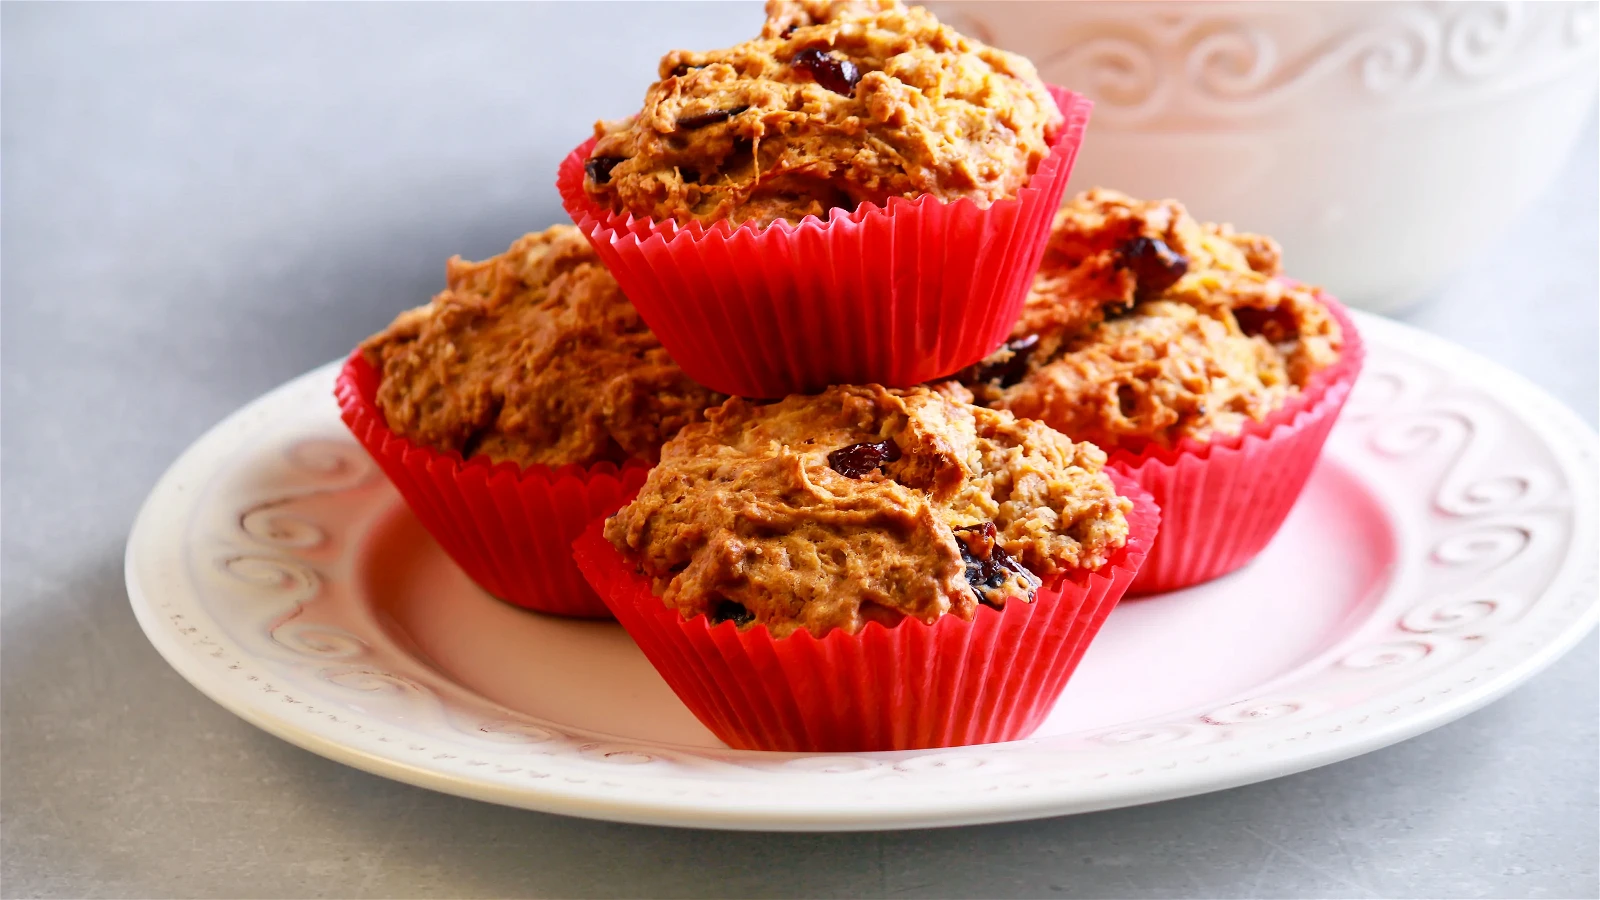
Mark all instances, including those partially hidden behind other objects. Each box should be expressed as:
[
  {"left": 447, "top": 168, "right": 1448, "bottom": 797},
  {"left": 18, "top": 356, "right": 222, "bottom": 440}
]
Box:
[{"left": 3, "top": 3, "right": 1596, "bottom": 898}]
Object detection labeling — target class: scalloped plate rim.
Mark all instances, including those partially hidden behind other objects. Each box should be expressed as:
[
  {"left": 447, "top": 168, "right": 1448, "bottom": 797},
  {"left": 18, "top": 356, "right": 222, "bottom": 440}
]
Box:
[{"left": 124, "top": 310, "right": 1600, "bottom": 830}]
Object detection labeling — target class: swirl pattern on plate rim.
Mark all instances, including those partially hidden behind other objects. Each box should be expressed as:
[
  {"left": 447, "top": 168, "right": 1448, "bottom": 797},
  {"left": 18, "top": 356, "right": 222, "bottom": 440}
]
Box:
[{"left": 132, "top": 314, "right": 1598, "bottom": 805}]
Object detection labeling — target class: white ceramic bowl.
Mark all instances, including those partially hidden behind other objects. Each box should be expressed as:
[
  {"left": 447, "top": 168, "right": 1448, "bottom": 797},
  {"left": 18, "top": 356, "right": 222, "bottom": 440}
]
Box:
[{"left": 930, "top": 1, "right": 1598, "bottom": 313}]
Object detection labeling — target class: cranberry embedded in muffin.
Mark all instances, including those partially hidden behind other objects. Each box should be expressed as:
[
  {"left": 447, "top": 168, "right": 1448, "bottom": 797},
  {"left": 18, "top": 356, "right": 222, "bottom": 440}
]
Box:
[
  {"left": 604, "top": 384, "right": 1130, "bottom": 638},
  {"left": 956, "top": 189, "right": 1343, "bottom": 450},
  {"left": 583, "top": 0, "right": 1064, "bottom": 227}
]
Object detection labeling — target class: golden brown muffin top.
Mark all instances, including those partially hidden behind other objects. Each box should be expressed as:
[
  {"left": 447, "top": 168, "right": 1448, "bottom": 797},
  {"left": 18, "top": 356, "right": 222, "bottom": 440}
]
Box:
[
  {"left": 956, "top": 189, "right": 1342, "bottom": 451},
  {"left": 604, "top": 384, "right": 1130, "bottom": 638},
  {"left": 361, "top": 225, "right": 724, "bottom": 469},
  {"left": 582, "top": 0, "right": 1064, "bottom": 227}
]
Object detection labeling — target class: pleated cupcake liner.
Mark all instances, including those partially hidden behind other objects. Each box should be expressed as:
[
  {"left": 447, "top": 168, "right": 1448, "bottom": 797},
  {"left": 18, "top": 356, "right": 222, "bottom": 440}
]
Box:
[
  {"left": 571, "top": 472, "right": 1158, "bottom": 752},
  {"left": 558, "top": 85, "right": 1093, "bottom": 398},
  {"left": 335, "top": 351, "right": 648, "bottom": 618},
  {"left": 1111, "top": 292, "right": 1365, "bottom": 594}
]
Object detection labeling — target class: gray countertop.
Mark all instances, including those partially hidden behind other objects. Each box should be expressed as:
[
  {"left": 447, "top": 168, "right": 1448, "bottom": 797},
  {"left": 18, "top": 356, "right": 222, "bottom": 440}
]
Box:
[{"left": 3, "top": 4, "right": 1596, "bottom": 898}]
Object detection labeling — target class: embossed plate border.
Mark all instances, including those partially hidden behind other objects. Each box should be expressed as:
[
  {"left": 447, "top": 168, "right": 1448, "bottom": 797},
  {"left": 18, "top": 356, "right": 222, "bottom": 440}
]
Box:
[{"left": 126, "top": 312, "right": 1598, "bottom": 831}]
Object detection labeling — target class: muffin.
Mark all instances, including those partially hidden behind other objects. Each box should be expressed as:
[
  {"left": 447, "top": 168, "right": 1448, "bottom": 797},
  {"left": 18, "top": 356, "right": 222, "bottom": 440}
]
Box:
[
  {"left": 583, "top": 0, "right": 1064, "bottom": 227},
  {"left": 360, "top": 225, "right": 721, "bottom": 468},
  {"left": 337, "top": 225, "right": 723, "bottom": 616},
  {"left": 557, "top": 0, "right": 1094, "bottom": 397},
  {"left": 572, "top": 384, "right": 1159, "bottom": 751},
  {"left": 955, "top": 189, "right": 1364, "bottom": 592}
]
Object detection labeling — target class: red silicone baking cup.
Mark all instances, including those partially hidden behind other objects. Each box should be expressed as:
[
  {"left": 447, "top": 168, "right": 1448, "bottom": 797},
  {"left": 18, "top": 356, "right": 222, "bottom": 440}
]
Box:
[
  {"left": 335, "top": 351, "right": 648, "bottom": 618},
  {"left": 572, "top": 472, "right": 1157, "bottom": 752},
  {"left": 558, "top": 85, "right": 1092, "bottom": 398},
  {"left": 1111, "top": 291, "right": 1365, "bottom": 595}
]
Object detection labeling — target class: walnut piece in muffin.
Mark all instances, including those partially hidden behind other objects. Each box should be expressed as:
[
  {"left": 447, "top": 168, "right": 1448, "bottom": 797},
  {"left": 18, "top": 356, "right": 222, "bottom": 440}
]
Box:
[
  {"left": 958, "top": 189, "right": 1342, "bottom": 451},
  {"left": 604, "top": 385, "right": 1130, "bottom": 638},
  {"left": 583, "top": 0, "right": 1064, "bottom": 227},
  {"left": 361, "top": 225, "right": 724, "bottom": 469}
]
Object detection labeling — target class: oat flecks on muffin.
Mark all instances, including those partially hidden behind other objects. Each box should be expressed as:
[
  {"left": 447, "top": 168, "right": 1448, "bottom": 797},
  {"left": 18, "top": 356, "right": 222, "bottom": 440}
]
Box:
[
  {"left": 583, "top": 0, "right": 1064, "bottom": 227},
  {"left": 959, "top": 189, "right": 1343, "bottom": 450},
  {"left": 360, "top": 225, "right": 724, "bottom": 469},
  {"left": 604, "top": 385, "right": 1130, "bottom": 638}
]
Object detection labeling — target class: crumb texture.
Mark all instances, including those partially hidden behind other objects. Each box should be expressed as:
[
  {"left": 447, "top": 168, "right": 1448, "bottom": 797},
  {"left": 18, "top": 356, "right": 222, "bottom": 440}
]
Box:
[
  {"left": 959, "top": 189, "right": 1342, "bottom": 450},
  {"left": 362, "top": 225, "right": 723, "bottom": 468},
  {"left": 583, "top": 0, "right": 1064, "bottom": 226},
  {"left": 605, "top": 384, "right": 1130, "bottom": 638}
]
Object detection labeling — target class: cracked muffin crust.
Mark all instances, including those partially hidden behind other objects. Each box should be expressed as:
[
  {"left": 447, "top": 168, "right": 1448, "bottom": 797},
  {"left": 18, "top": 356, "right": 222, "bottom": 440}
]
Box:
[
  {"left": 603, "top": 384, "right": 1130, "bottom": 638},
  {"left": 360, "top": 225, "right": 723, "bottom": 469},
  {"left": 957, "top": 189, "right": 1343, "bottom": 451},
  {"left": 582, "top": 0, "right": 1064, "bottom": 227}
]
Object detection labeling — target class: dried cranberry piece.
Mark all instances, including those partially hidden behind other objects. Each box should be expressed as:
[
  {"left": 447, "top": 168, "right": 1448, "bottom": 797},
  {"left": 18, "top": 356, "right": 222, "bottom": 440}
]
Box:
[
  {"left": 585, "top": 156, "right": 625, "bottom": 185},
  {"left": 1232, "top": 305, "right": 1299, "bottom": 343},
  {"left": 827, "top": 439, "right": 901, "bottom": 478},
  {"left": 670, "top": 63, "right": 702, "bottom": 78},
  {"left": 710, "top": 599, "right": 755, "bottom": 627},
  {"left": 729, "top": 135, "right": 755, "bottom": 161},
  {"left": 791, "top": 48, "right": 861, "bottom": 95},
  {"left": 954, "top": 523, "right": 1040, "bottom": 606},
  {"left": 678, "top": 106, "right": 749, "bottom": 130},
  {"left": 1120, "top": 236, "right": 1188, "bottom": 298},
  {"left": 1116, "top": 384, "right": 1139, "bottom": 418},
  {"left": 957, "top": 333, "right": 1041, "bottom": 388}
]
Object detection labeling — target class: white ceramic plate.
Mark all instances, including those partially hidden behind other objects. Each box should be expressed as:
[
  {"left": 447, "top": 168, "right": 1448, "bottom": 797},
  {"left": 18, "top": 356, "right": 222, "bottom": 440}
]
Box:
[{"left": 126, "top": 312, "right": 1598, "bottom": 831}]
